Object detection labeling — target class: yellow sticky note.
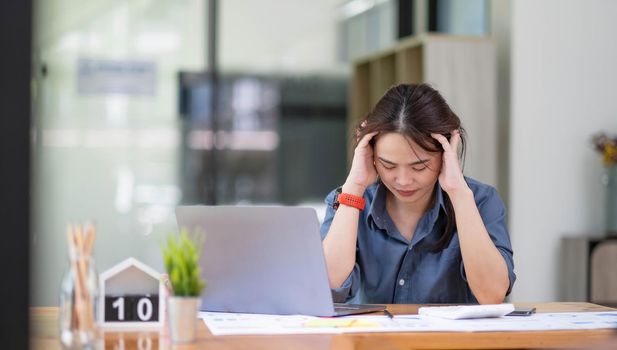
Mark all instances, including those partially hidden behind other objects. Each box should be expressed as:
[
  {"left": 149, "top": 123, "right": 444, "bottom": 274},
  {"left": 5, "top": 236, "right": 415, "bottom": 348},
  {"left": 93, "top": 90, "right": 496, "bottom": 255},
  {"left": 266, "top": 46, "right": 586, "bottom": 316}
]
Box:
[{"left": 347, "top": 320, "right": 380, "bottom": 328}]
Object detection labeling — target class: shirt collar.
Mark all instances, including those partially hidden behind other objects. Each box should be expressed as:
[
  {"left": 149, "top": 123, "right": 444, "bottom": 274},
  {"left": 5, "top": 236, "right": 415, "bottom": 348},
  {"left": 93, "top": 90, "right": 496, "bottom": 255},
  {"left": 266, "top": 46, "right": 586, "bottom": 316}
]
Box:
[
  {"left": 367, "top": 182, "right": 447, "bottom": 233},
  {"left": 366, "top": 182, "right": 388, "bottom": 230},
  {"left": 427, "top": 183, "right": 446, "bottom": 228}
]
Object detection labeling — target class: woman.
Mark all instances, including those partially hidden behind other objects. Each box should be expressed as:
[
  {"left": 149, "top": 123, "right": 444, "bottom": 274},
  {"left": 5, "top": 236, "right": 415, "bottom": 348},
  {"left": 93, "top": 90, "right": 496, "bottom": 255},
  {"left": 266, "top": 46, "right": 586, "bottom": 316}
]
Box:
[{"left": 321, "top": 83, "right": 515, "bottom": 305}]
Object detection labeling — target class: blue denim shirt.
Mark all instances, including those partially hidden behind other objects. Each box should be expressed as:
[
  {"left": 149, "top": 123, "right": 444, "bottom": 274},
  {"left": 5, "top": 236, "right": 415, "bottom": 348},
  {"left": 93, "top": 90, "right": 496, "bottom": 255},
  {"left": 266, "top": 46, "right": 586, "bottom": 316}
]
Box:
[{"left": 320, "top": 177, "right": 516, "bottom": 304}]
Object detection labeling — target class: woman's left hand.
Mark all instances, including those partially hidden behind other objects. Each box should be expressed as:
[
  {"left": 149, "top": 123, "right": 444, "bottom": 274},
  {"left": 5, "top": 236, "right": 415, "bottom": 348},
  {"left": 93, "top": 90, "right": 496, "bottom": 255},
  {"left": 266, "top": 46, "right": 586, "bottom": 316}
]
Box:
[{"left": 431, "top": 130, "right": 469, "bottom": 196}]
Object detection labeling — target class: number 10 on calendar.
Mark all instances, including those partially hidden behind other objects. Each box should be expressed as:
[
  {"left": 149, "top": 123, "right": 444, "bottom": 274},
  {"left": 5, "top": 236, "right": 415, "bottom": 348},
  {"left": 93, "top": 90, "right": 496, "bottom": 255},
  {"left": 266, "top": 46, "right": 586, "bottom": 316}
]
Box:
[{"left": 105, "top": 295, "right": 159, "bottom": 322}]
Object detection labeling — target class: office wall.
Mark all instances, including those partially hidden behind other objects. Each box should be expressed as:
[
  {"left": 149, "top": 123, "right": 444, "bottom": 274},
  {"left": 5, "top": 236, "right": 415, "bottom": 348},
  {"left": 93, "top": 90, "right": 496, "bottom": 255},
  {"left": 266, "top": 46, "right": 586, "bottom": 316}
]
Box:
[{"left": 508, "top": 0, "right": 617, "bottom": 301}]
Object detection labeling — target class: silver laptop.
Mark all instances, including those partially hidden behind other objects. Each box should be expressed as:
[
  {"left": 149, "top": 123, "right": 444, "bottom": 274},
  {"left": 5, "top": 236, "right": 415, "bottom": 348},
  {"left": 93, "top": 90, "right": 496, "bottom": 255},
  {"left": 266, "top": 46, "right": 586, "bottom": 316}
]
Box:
[{"left": 175, "top": 205, "right": 385, "bottom": 317}]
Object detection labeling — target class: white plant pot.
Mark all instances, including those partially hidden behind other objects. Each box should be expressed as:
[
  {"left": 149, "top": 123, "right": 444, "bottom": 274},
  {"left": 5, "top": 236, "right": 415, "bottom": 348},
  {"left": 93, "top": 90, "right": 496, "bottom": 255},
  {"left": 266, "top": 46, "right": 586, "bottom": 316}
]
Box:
[{"left": 167, "top": 296, "right": 201, "bottom": 343}]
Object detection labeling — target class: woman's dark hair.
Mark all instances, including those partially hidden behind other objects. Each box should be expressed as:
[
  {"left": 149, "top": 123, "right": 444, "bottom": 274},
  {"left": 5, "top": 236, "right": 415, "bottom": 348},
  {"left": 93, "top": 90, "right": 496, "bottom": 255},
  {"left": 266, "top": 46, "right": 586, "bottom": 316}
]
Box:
[{"left": 356, "top": 83, "right": 466, "bottom": 251}]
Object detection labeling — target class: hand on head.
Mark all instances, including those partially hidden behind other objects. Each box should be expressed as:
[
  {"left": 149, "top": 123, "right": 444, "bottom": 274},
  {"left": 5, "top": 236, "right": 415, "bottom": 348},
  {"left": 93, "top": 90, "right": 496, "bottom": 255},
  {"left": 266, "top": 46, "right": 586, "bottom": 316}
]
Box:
[
  {"left": 346, "top": 130, "right": 379, "bottom": 193},
  {"left": 431, "top": 130, "right": 468, "bottom": 195}
]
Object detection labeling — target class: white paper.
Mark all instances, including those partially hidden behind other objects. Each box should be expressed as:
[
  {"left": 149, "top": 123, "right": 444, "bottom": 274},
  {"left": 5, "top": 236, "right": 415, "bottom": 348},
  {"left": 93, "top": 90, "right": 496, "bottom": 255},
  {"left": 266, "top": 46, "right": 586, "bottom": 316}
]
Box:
[{"left": 199, "top": 311, "right": 617, "bottom": 336}]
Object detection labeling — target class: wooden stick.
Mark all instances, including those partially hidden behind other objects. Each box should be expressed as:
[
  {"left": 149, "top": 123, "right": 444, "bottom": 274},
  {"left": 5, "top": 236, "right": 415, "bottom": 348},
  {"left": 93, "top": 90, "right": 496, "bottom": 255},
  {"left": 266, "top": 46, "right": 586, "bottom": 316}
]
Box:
[
  {"left": 82, "top": 222, "right": 96, "bottom": 330},
  {"left": 75, "top": 224, "right": 94, "bottom": 332},
  {"left": 65, "top": 221, "right": 99, "bottom": 336},
  {"left": 84, "top": 222, "right": 95, "bottom": 258},
  {"left": 66, "top": 225, "right": 79, "bottom": 331},
  {"left": 68, "top": 225, "right": 85, "bottom": 334}
]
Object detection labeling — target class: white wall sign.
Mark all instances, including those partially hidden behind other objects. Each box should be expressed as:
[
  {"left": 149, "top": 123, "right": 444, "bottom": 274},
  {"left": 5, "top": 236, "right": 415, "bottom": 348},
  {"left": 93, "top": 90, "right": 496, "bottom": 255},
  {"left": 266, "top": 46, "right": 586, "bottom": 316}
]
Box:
[{"left": 77, "top": 58, "right": 156, "bottom": 95}]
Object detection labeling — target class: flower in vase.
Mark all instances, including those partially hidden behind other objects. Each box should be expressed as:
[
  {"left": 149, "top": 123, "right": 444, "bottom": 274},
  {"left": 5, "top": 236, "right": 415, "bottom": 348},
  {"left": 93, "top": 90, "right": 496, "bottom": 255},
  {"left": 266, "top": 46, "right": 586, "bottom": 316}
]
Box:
[{"left": 592, "top": 132, "right": 617, "bottom": 167}]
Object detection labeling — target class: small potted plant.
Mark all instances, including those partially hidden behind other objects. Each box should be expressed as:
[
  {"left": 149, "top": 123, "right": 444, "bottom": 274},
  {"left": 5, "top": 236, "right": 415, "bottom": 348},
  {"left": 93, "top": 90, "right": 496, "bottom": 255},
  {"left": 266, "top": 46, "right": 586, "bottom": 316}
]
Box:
[{"left": 161, "top": 229, "right": 206, "bottom": 343}]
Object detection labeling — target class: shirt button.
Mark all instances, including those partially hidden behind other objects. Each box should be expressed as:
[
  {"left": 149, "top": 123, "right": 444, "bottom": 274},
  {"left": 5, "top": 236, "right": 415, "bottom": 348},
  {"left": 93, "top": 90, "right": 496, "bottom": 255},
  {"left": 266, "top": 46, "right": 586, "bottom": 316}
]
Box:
[{"left": 399, "top": 279, "right": 405, "bottom": 286}]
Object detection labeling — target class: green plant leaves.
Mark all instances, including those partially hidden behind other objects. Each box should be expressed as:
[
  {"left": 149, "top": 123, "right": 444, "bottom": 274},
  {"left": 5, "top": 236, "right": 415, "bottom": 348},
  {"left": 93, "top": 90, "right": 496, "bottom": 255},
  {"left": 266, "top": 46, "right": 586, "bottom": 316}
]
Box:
[{"left": 161, "top": 228, "right": 206, "bottom": 296}]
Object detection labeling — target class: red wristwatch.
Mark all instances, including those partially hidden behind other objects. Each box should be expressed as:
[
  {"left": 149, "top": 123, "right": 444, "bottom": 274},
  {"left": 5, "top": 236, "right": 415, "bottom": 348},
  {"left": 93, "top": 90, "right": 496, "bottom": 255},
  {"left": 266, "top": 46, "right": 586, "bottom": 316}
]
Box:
[{"left": 333, "top": 188, "right": 365, "bottom": 211}]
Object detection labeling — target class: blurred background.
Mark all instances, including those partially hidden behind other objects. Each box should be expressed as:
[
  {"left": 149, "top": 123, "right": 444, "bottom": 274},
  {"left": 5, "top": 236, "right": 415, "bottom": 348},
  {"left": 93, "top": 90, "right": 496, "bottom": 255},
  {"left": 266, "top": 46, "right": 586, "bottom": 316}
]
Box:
[{"left": 18, "top": 0, "right": 617, "bottom": 310}]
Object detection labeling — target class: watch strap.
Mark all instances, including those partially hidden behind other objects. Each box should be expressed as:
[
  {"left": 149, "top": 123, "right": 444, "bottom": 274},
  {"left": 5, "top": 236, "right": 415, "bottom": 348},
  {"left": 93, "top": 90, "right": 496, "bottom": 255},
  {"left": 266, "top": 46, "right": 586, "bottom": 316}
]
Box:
[{"left": 333, "top": 189, "right": 365, "bottom": 211}]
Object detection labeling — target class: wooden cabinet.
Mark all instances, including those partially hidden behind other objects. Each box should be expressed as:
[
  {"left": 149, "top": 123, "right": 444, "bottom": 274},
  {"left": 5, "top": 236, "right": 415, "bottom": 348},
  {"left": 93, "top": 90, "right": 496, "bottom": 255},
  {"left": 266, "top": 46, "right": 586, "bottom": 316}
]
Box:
[
  {"left": 561, "top": 236, "right": 617, "bottom": 307},
  {"left": 349, "top": 34, "right": 497, "bottom": 186}
]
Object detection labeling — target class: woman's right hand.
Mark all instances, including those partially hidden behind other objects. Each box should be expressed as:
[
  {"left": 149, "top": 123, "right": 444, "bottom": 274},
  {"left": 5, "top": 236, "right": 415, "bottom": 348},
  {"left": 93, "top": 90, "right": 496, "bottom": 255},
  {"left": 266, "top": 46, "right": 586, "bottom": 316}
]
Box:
[{"left": 344, "top": 131, "right": 379, "bottom": 194}]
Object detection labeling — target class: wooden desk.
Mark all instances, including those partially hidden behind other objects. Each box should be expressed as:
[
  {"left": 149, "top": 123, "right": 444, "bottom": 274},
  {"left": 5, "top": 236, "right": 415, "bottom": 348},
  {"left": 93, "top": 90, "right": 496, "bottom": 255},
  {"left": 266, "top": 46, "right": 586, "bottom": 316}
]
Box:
[{"left": 31, "top": 303, "right": 617, "bottom": 349}]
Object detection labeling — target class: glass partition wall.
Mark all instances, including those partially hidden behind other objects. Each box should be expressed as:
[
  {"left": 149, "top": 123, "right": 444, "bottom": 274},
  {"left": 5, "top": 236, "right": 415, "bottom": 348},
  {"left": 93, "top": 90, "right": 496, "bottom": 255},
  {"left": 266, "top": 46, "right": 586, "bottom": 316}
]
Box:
[
  {"left": 32, "top": 0, "right": 206, "bottom": 306},
  {"left": 31, "top": 0, "right": 349, "bottom": 306}
]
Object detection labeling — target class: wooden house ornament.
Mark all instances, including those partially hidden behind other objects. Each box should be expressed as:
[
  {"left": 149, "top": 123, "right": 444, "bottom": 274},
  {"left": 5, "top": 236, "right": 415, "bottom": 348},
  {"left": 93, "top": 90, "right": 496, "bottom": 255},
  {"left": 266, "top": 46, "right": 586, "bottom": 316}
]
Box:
[{"left": 98, "top": 257, "right": 163, "bottom": 328}]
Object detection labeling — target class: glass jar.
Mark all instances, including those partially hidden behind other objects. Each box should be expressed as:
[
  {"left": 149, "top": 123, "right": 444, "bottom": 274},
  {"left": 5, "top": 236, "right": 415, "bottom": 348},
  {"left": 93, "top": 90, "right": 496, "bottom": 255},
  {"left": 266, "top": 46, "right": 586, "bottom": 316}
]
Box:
[{"left": 59, "top": 255, "right": 99, "bottom": 349}]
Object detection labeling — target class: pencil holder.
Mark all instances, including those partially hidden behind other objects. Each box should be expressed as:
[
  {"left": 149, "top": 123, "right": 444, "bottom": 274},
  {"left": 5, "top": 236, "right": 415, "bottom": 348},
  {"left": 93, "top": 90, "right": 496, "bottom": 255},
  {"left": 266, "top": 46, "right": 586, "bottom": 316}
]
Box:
[{"left": 59, "top": 224, "right": 99, "bottom": 349}]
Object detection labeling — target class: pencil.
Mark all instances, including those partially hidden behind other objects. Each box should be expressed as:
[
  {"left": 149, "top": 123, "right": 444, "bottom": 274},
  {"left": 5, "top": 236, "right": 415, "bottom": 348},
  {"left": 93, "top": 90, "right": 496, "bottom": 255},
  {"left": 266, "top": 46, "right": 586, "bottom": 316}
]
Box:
[{"left": 384, "top": 309, "right": 394, "bottom": 319}]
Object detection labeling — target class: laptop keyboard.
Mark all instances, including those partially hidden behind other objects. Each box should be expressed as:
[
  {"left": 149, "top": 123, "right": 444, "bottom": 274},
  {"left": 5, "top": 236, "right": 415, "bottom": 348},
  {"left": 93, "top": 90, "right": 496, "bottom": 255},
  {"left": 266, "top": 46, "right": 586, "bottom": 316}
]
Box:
[
  {"left": 335, "top": 306, "right": 361, "bottom": 310},
  {"left": 332, "top": 303, "right": 386, "bottom": 316},
  {"left": 334, "top": 303, "right": 367, "bottom": 310}
]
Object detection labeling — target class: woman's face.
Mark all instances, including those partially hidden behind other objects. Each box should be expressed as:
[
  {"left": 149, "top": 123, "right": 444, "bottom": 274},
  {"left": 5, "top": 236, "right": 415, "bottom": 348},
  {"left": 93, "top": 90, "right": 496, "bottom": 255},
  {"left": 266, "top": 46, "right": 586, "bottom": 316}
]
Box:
[{"left": 373, "top": 132, "right": 442, "bottom": 205}]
